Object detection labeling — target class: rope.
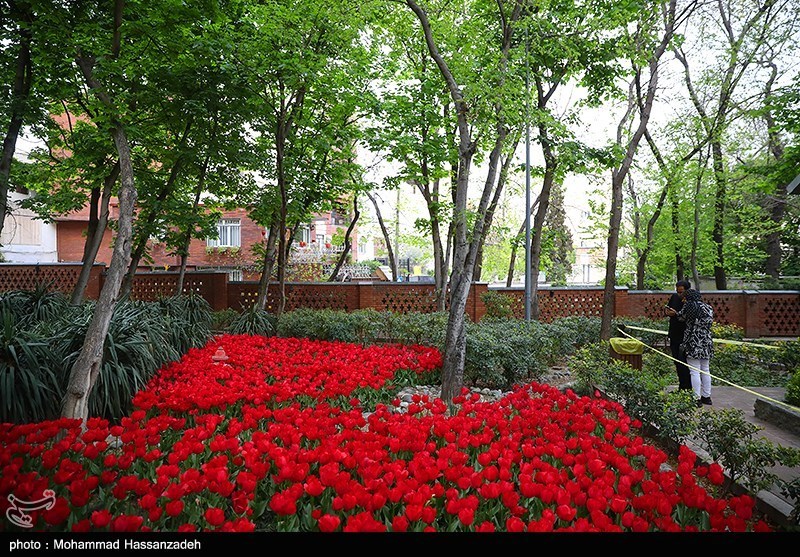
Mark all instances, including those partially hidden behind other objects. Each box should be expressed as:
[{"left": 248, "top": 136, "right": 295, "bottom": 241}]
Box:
[
  {"left": 615, "top": 326, "right": 800, "bottom": 414},
  {"left": 623, "top": 325, "right": 780, "bottom": 350}
]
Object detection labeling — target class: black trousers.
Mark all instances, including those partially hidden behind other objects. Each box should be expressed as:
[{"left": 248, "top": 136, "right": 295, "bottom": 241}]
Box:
[{"left": 670, "top": 339, "right": 692, "bottom": 390}]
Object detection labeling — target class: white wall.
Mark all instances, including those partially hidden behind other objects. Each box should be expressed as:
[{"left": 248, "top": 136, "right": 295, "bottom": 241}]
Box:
[{"left": 0, "top": 191, "right": 58, "bottom": 263}]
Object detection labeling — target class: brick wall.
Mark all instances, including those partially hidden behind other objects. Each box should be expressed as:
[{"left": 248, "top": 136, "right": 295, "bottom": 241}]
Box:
[{"left": 1, "top": 265, "right": 797, "bottom": 337}]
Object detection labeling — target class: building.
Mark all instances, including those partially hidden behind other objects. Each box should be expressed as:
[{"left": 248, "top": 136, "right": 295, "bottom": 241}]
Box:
[{"left": 2, "top": 191, "right": 368, "bottom": 281}]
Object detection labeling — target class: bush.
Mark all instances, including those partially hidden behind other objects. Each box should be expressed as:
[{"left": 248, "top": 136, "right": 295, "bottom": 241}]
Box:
[
  {"left": 0, "top": 285, "right": 69, "bottom": 331},
  {"left": 51, "top": 301, "right": 185, "bottom": 421},
  {"left": 711, "top": 343, "right": 790, "bottom": 388},
  {"left": 694, "top": 409, "right": 800, "bottom": 496},
  {"left": 0, "top": 309, "right": 63, "bottom": 424},
  {"left": 481, "top": 291, "right": 515, "bottom": 319},
  {"left": 2, "top": 291, "right": 217, "bottom": 424},
  {"left": 712, "top": 323, "right": 745, "bottom": 340},
  {"left": 228, "top": 306, "right": 277, "bottom": 337},
  {"left": 786, "top": 370, "right": 800, "bottom": 407},
  {"left": 211, "top": 308, "right": 239, "bottom": 333},
  {"left": 550, "top": 316, "right": 601, "bottom": 347},
  {"left": 156, "top": 293, "right": 214, "bottom": 354}
]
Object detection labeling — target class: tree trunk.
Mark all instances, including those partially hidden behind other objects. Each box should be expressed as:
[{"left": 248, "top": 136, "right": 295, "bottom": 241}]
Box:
[
  {"left": 762, "top": 61, "right": 786, "bottom": 280},
  {"left": 328, "top": 196, "right": 360, "bottom": 281},
  {"left": 691, "top": 157, "right": 702, "bottom": 290},
  {"left": 62, "top": 124, "right": 136, "bottom": 422},
  {"left": 506, "top": 195, "right": 540, "bottom": 287},
  {"left": 0, "top": 2, "right": 33, "bottom": 243},
  {"left": 636, "top": 130, "right": 671, "bottom": 290},
  {"left": 71, "top": 161, "right": 119, "bottom": 305},
  {"left": 367, "top": 192, "right": 397, "bottom": 281},
  {"left": 175, "top": 177, "right": 206, "bottom": 295},
  {"left": 529, "top": 116, "right": 556, "bottom": 320},
  {"left": 256, "top": 213, "right": 281, "bottom": 310},
  {"left": 472, "top": 133, "right": 519, "bottom": 282},
  {"left": 710, "top": 140, "right": 727, "bottom": 290},
  {"left": 406, "top": 0, "right": 520, "bottom": 403},
  {"left": 120, "top": 118, "right": 193, "bottom": 298},
  {"left": 600, "top": 0, "right": 678, "bottom": 341}
]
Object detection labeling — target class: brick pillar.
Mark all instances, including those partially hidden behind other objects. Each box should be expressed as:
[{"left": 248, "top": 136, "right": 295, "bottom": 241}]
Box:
[
  {"left": 743, "top": 290, "right": 760, "bottom": 338},
  {"left": 614, "top": 286, "right": 629, "bottom": 318},
  {"left": 208, "top": 272, "right": 229, "bottom": 311},
  {"left": 84, "top": 264, "right": 105, "bottom": 300},
  {"left": 472, "top": 282, "right": 488, "bottom": 322},
  {"left": 358, "top": 281, "right": 377, "bottom": 312}
]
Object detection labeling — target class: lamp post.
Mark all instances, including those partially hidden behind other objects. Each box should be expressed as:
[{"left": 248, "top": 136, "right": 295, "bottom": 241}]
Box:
[{"left": 524, "top": 23, "right": 532, "bottom": 322}]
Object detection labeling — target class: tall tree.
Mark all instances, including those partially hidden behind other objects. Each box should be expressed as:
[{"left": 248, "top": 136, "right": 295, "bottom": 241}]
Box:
[
  {"left": 600, "top": 0, "right": 689, "bottom": 340},
  {"left": 0, "top": 0, "right": 35, "bottom": 244},
  {"left": 62, "top": 0, "right": 141, "bottom": 421},
  {"left": 405, "top": 0, "right": 522, "bottom": 403},
  {"left": 673, "top": 0, "right": 789, "bottom": 289},
  {"left": 233, "top": 0, "right": 374, "bottom": 315}
]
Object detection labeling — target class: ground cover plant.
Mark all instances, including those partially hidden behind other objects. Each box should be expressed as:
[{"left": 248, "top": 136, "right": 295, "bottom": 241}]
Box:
[{"left": 0, "top": 335, "right": 775, "bottom": 532}]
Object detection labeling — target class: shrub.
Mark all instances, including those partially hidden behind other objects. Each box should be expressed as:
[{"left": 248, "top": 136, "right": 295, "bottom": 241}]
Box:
[
  {"left": 549, "top": 316, "right": 601, "bottom": 347},
  {"left": 464, "top": 319, "right": 557, "bottom": 389},
  {"left": 786, "top": 370, "right": 800, "bottom": 407},
  {"left": 228, "top": 306, "right": 277, "bottom": 337},
  {"left": 568, "top": 341, "right": 694, "bottom": 443},
  {"left": 694, "top": 408, "right": 800, "bottom": 496},
  {"left": 0, "top": 309, "right": 63, "bottom": 424},
  {"left": 211, "top": 308, "right": 239, "bottom": 333},
  {"left": 481, "top": 291, "right": 515, "bottom": 319},
  {"left": 0, "top": 285, "right": 69, "bottom": 331},
  {"left": 156, "top": 293, "right": 214, "bottom": 354},
  {"left": 711, "top": 343, "right": 789, "bottom": 388}
]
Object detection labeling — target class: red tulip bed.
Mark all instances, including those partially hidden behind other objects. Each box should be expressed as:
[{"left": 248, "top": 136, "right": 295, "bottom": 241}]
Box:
[{"left": 0, "top": 334, "right": 771, "bottom": 532}]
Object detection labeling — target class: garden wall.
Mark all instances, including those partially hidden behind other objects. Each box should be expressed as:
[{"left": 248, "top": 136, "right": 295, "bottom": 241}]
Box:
[{"left": 2, "top": 263, "right": 798, "bottom": 337}]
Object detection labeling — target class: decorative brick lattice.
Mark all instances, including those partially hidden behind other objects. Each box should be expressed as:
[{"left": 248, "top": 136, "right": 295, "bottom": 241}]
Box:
[
  {"left": 235, "top": 288, "right": 260, "bottom": 310},
  {"left": 641, "top": 295, "right": 670, "bottom": 321},
  {"left": 0, "top": 265, "right": 81, "bottom": 294},
  {"left": 762, "top": 296, "right": 800, "bottom": 336},
  {"left": 701, "top": 295, "right": 735, "bottom": 325},
  {"left": 538, "top": 290, "right": 605, "bottom": 322},
  {"left": 286, "top": 285, "right": 352, "bottom": 311},
  {"left": 181, "top": 277, "right": 209, "bottom": 297},
  {"left": 130, "top": 275, "right": 180, "bottom": 301},
  {"left": 379, "top": 287, "right": 440, "bottom": 314}
]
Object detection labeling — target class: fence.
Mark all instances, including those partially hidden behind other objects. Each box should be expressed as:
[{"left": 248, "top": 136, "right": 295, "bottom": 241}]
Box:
[{"left": 2, "top": 263, "right": 798, "bottom": 337}]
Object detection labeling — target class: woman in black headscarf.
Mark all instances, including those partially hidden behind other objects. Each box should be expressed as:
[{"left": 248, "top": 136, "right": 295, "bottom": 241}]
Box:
[{"left": 676, "top": 289, "right": 714, "bottom": 407}]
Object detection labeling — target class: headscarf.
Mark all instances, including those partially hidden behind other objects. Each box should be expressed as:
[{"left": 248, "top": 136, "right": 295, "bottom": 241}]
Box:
[{"left": 683, "top": 289, "right": 702, "bottom": 303}]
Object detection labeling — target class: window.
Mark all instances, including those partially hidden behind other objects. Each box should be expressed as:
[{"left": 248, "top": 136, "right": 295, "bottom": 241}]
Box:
[
  {"left": 297, "top": 225, "right": 311, "bottom": 244},
  {"left": 207, "top": 219, "right": 241, "bottom": 248},
  {"left": 582, "top": 264, "right": 591, "bottom": 283}
]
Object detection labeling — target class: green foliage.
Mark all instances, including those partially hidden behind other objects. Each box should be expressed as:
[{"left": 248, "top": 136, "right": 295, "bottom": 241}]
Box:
[
  {"left": 550, "top": 316, "right": 602, "bottom": 347},
  {"left": 480, "top": 291, "right": 515, "bottom": 319},
  {"left": 611, "top": 316, "right": 671, "bottom": 347},
  {"left": 155, "top": 294, "right": 214, "bottom": 355},
  {"left": 1, "top": 290, "right": 215, "bottom": 423},
  {"left": 567, "top": 341, "right": 614, "bottom": 396},
  {"left": 711, "top": 323, "right": 745, "bottom": 340},
  {"left": 694, "top": 409, "right": 800, "bottom": 496},
  {"left": 786, "top": 371, "right": 800, "bottom": 407},
  {"left": 228, "top": 306, "right": 277, "bottom": 337},
  {"left": 0, "top": 310, "right": 63, "bottom": 424},
  {"left": 776, "top": 339, "right": 800, "bottom": 375},
  {"left": 211, "top": 309, "right": 240, "bottom": 334},
  {"left": 711, "top": 343, "right": 790, "bottom": 388},
  {"left": 780, "top": 476, "right": 800, "bottom": 528},
  {"left": 464, "top": 319, "right": 549, "bottom": 389},
  {"left": 0, "top": 285, "right": 69, "bottom": 331}
]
